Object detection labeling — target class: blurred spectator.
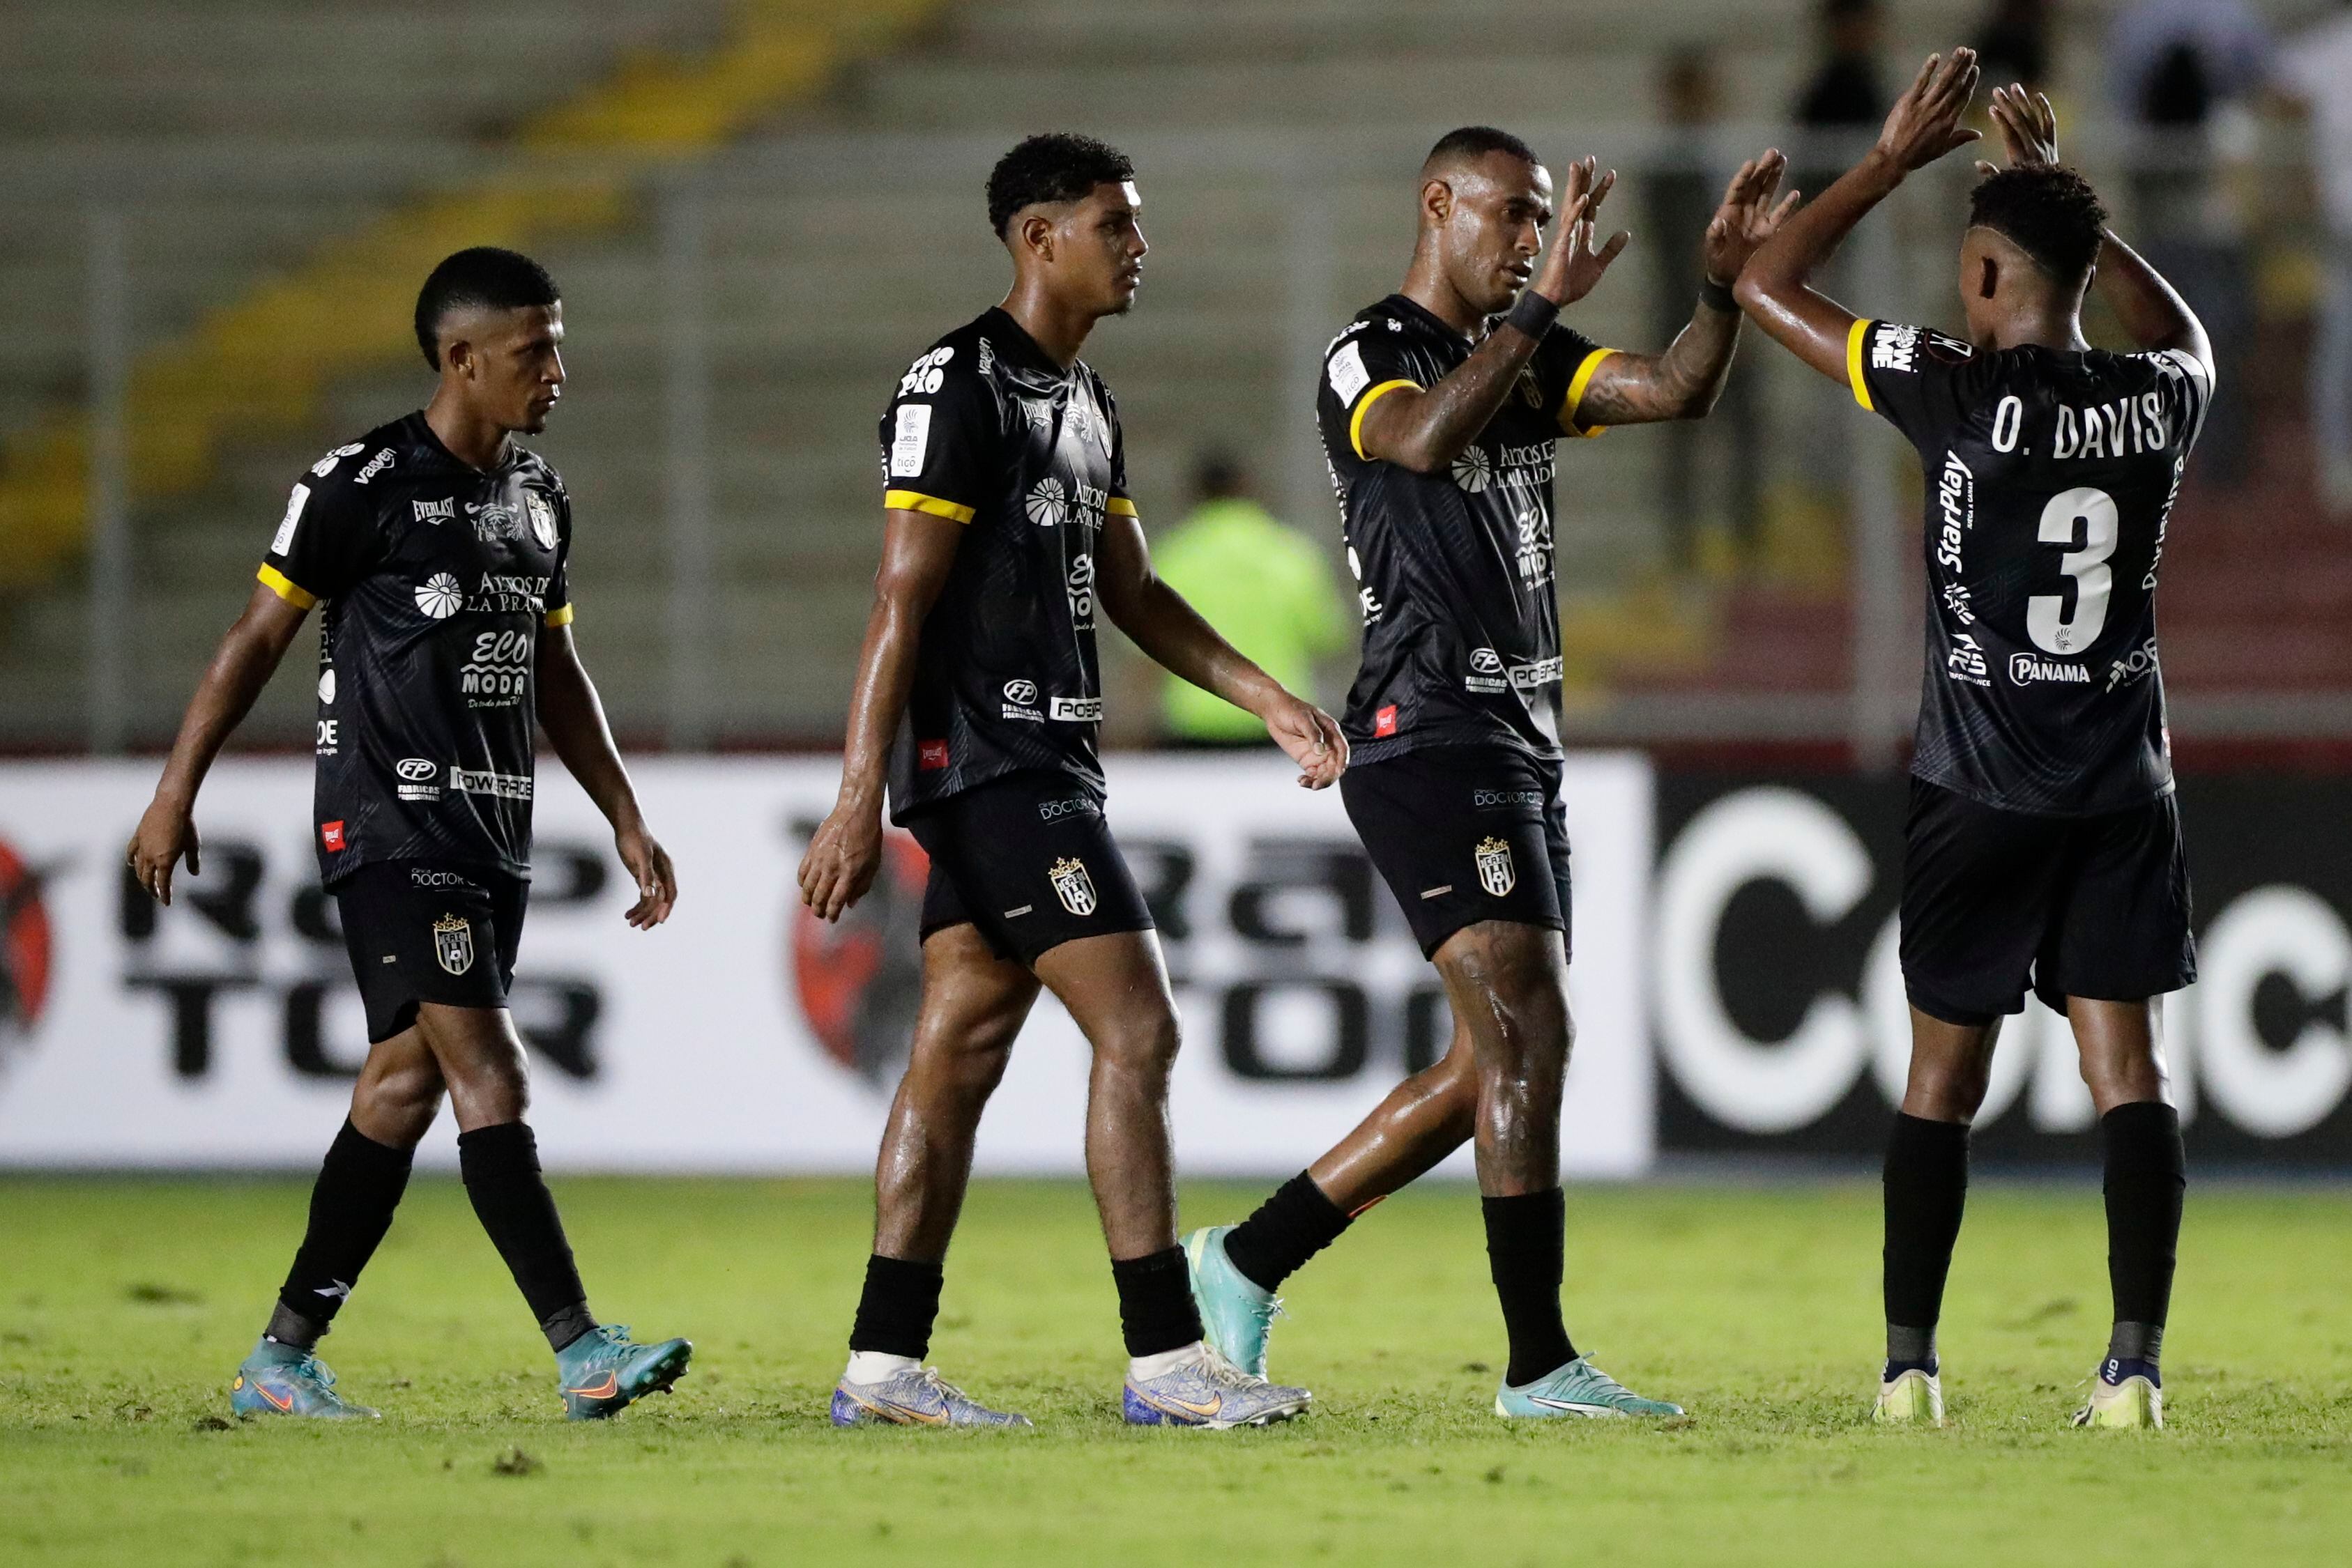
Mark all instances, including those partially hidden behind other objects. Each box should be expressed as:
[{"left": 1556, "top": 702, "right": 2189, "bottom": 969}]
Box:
[
  {"left": 2276, "top": 3, "right": 2352, "bottom": 517},
  {"left": 1152, "top": 453, "right": 1352, "bottom": 746},
  {"left": 1973, "top": 0, "right": 2057, "bottom": 93},
  {"left": 2105, "top": 0, "right": 2272, "bottom": 486},
  {"left": 1650, "top": 47, "right": 1762, "bottom": 571},
  {"left": 1794, "top": 0, "right": 1888, "bottom": 132}
]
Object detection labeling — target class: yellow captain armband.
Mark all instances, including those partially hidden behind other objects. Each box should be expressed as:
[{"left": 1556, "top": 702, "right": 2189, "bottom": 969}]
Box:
[
  {"left": 883, "top": 489, "right": 978, "bottom": 524},
  {"left": 544, "top": 604, "right": 574, "bottom": 628},
  {"left": 1349, "top": 380, "right": 1419, "bottom": 459},
  {"left": 257, "top": 564, "right": 317, "bottom": 609},
  {"left": 1559, "top": 348, "right": 1618, "bottom": 438},
  {"left": 1847, "top": 318, "right": 1876, "bottom": 412}
]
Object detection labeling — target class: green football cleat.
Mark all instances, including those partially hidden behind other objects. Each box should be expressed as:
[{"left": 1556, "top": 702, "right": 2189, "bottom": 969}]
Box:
[
  {"left": 1183, "top": 1226, "right": 1281, "bottom": 1378},
  {"left": 1872, "top": 1366, "right": 1946, "bottom": 1426},
  {"left": 1494, "top": 1355, "right": 1684, "bottom": 1419},
  {"left": 231, "top": 1337, "right": 379, "bottom": 1420},
  {"left": 556, "top": 1324, "right": 692, "bottom": 1421}
]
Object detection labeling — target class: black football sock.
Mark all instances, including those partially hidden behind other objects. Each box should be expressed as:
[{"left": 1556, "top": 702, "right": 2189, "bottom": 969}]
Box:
[
  {"left": 455, "top": 1122, "right": 595, "bottom": 1353},
  {"left": 268, "top": 1119, "right": 415, "bottom": 1349},
  {"left": 1882, "top": 1113, "right": 1970, "bottom": 1371},
  {"left": 848, "top": 1254, "right": 947, "bottom": 1362},
  {"left": 1221, "top": 1171, "right": 1354, "bottom": 1293},
  {"left": 2100, "top": 1101, "right": 2185, "bottom": 1378},
  {"left": 1111, "top": 1246, "right": 1205, "bottom": 1359},
  {"left": 1483, "top": 1190, "right": 1577, "bottom": 1387}
]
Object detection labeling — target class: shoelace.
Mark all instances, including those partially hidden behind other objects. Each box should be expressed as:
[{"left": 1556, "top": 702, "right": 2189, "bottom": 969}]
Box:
[
  {"left": 291, "top": 1355, "right": 337, "bottom": 1390},
  {"left": 1196, "top": 1345, "right": 1277, "bottom": 1392},
  {"left": 910, "top": 1367, "right": 975, "bottom": 1407}
]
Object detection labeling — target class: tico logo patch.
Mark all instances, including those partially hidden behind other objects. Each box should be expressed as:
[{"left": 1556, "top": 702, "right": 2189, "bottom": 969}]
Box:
[
  {"left": 432, "top": 912, "right": 475, "bottom": 976},
  {"left": 1048, "top": 856, "right": 1098, "bottom": 917},
  {"left": 1474, "top": 836, "right": 1516, "bottom": 898}
]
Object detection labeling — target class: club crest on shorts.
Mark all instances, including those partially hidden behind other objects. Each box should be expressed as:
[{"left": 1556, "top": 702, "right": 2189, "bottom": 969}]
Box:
[
  {"left": 1474, "top": 836, "right": 1516, "bottom": 897},
  {"left": 432, "top": 912, "right": 475, "bottom": 976},
  {"left": 1048, "top": 856, "right": 1098, "bottom": 916}
]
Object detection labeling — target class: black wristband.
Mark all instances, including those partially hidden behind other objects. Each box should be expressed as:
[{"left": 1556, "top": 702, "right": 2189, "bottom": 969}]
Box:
[
  {"left": 1699, "top": 275, "right": 1739, "bottom": 314},
  {"left": 1505, "top": 289, "right": 1559, "bottom": 341}
]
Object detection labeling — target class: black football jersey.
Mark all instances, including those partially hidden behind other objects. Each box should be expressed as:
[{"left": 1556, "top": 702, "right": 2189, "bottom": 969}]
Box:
[
  {"left": 259, "top": 413, "right": 573, "bottom": 881},
  {"left": 1849, "top": 319, "right": 2212, "bottom": 815},
  {"left": 878, "top": 307, "right": 1131, "bottom": 822},
  {"left": 1316, "top": 294, "right": 1614, "bottom": 764}
]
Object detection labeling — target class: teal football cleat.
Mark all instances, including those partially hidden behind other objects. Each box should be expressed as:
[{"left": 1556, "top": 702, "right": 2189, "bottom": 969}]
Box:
[
  {"left": 1184, "top": 1225, "right": 1281, "bottom": 1378},
  {"left": 231, "top": 1337, "right": 379, "bottom": 1420},
  {"left": 1123, "top": 1345, "right": 1310, "bottom": 1429},
  {"left": 556, "top": 1324, "right": 692, "bottom": 1421},
  {"left": 830, "top": 1364, "right": 1033, "bottom": 1429},
  {"left": 1493, "top": 1355, "right": 1684, "bottom": 1419}
]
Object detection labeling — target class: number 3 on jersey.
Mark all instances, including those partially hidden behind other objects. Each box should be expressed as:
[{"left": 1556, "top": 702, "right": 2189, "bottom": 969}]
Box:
[{"left": 2026, "top": 486, "right": 2118, "bottom": 656}]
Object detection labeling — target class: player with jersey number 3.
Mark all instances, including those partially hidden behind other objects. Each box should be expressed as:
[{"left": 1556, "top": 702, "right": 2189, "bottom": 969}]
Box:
[{"left": 1736, "top": 54, "right": 2213, "bottom": 1431}]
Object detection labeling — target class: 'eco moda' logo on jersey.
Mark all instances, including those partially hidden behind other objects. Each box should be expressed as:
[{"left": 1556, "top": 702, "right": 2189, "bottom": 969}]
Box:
[
  {"left": 1026, "top": 477, "right": 1067, "bottom": 528},
  {"left": 1451, "top": 447, "right": 1494, "bottom": 493},
  {"left": 2009, "top": 653, "right": 2090, "bottom": 686},
  {"left": 415, "top": 574, "right": 465, "bottom": 620}
]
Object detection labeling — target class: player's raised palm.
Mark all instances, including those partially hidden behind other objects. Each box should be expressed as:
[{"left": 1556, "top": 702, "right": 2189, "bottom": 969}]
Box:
[
  {"left": 1700, "top": 151, "right": 1801, "bottom": 286},
  {"left": 1532, "top": 156, "right": 1629, "bottom": 307},
  {"left": 1976, "top": 83, "right": 2060, "bottom": 177},
  {"left": 1874, "top": 49, "right": 1983, "bottom": 174}
]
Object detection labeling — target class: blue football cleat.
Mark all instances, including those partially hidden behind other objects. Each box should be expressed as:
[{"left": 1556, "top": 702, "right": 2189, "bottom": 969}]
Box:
[
  {"left": 1123, "top": 1346, "right": 1310, "bottom": 1429},
  {"left": 1494, "top": 1355, "right": 1684, "bottom": 1419},
  {"left": 829, "top": 1364, "right": 1032, "bottom": 1429},
  {"left": 1184, "top": 1225, "right": 1282, "bottom": 1378},
  {"left": 556, "top": 1324, "right": 692, "bottom": 1420},
  {"left": 231, "top": 1337, "right": 379, "bottom": 1420}
]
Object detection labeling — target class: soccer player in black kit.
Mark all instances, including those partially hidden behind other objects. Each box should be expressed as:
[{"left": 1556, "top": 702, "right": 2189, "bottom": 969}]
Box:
[
  {"left": 127, "top": 248, "right": 692, "bottom": 1422},
  {"left": 1738, "top": 55, "right": 2210, "bottom": 1429},
  {"left": 796, "top": 134, "right": 1347, "bottom": 1429},
  {"left": 1185, "top": 127, "right": 1800, "bottom": 1420}
]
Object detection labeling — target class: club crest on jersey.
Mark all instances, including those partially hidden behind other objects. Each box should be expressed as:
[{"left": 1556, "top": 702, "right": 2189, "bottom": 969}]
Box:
[
  {"left": 525, "top": 491, "right": 558, "bottom": 551},
  {"left": 1474, "top": 836, "right": 1516, "bottom": 897},
  {"left": 1048, "top": 856, "right": 1098, "bottom": 916},
  {"left": 432, "top": 913, "right": 475, "bottom": 976}
]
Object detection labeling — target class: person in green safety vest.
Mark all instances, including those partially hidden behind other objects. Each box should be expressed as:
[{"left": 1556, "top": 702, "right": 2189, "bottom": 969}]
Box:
[{"left": 1152, "top": 453, "right": 1352, "bottom": 746}]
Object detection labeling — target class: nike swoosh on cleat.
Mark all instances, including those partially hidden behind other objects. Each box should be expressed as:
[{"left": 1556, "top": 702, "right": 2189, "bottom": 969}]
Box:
[
  {"left": 1140, "top": 1392, "right": 1223, "bottom": 1420},
  {"left": 563, "top": 1374, "right": 620, "bottom": 1400},
  {"left": 842, "top": 1390, "right": 947, "bottom": 1426},
  {"left": 1527, "top": 1396, "right": 1621, "bottom": 1415},
  {"left": 256, "top": 1383, "right": 295, "bottom": 1412}
]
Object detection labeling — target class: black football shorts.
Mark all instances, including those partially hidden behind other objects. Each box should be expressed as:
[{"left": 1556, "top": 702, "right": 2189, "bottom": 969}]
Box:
[
  {"left": 333, "top": 859, "right": 528, "bottom": 1043},
  {"left": 1341, "top": 744, "right": 1572, "bottom": 959},
  {"left": 1900, "top": 776, "right": 2195, "bottom": 1026},
  {"left": 905, "top": 769, "right": 1154, "bottom": 967}
]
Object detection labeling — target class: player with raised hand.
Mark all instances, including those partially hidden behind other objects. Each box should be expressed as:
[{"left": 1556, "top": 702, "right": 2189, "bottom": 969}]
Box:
[
  {"left": 1735, "top": 56, "right": 2211, "bottom": 1430},
  {"left": 1184, "top": 127, "right": 1795, "bottom": 1420},
  {"left": 126, "top": 247, "right": 691, "bottom": 1422},
  {"left": 797, "top": 133, "right": 1345, "bottom": 1431}
]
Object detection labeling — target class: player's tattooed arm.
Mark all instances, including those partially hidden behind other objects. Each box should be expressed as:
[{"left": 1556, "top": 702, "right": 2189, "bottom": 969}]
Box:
[
  {"left": 798, "top": 509, "right": 965, "bottom": 921},
  {"left": 538, "top": 624, "right": 677, "bottom": 929},
  {"left": 1359, "top": 157, "right": 1627, "bottom": 472},
  {"left": 1575, "top": 152, "right": 1799, "bottom": 426},
  {"left": 1736, "top": 49, "right": 1983, "bottom": 383},
  {"left": 128, "top": 583, "right": 310, "bottom": 905},
  {"left": 1976, "top": 83, "right": 2214, "bottom": 373},
  {"left": 1096, "top": 514, "right": 1347, "bottom": 790}
]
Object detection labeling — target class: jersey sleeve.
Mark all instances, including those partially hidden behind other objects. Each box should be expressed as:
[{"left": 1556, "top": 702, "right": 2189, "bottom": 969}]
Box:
[
  {"left": 1847, "top": 319, "right": 1983, "bottom": 447},
  {"left": 258, "top": 452, "right": 380, "bottom": 608},
  {"left": 1539, "top": 324, "right": 1617, "bottom": 439},
  {"left": 1102, "top": 382, "right": 1138, "bottom": 521},
  {"left": 544, "top": 486, "right": 575, "bottom": 628},
  {"left": 1322, "top": 325, "right": 1424, "bottom": 461},
  {"left": 879, "top": 344, "right": 999, "bottom": 523},
  {"left": 2140, "top": 347, "right": 2215, "bottom": 455}
]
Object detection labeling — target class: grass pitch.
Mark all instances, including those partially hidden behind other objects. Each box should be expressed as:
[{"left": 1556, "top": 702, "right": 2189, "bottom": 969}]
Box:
[{"left": 3, "top": 1174, "right": 2347, "bottom": 1567}]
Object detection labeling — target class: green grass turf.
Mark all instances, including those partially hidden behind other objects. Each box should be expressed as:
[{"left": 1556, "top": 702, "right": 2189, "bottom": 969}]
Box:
[{"left": 2, "top": 1175, "right": 2347, "bottom": 1566}]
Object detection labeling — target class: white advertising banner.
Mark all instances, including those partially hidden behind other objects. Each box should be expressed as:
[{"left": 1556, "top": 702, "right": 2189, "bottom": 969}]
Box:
[{"left": 0, "top": 754, "right": 1654, "bottom": 1176}]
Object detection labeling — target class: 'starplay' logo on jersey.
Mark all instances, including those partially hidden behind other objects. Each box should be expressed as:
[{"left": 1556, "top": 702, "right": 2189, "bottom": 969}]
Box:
[
  {"left": 415, "top": 574, "right": 466, "bottom": 620},
  {"left": 1451, "top": 446, "right": 1494, "bottom": 493},
  {"left": 1048, "top": 856, "right": 1098, "bottom": 916},
  {"left": 898, "top": 346, "right": 953, "bottom": 398},
  {"left": 432, "top": 913, "right": 475, "bottom": 976},
  {"left": 1474, "top": 836, "right": 1516, "bottom": 897},
  {"left": 413, "top": 497, "right": 455, "bottom": 525},
  {"left": 354, "top": 447, "right": 395, "bottom": 485},
  {"left": 1025, "top": 477, "right": 1067, "bottom": 528},
  {"left": 311, "top": 443, "right": 365, "bottom": 477},
  {"left": 1934, "top": 452, "right": 1974, "bottom": 572},
  {"left": 2009, "top": 653, "right": 2090, "bottom": 686},
  {"left": 525, "top": 491, "right": 558, "bottom": 551}
]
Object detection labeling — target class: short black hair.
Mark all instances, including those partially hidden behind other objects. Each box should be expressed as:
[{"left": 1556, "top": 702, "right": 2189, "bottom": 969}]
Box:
[
  {"left": 986, "top": 134, "right": 1135, "bottom": 239},
  {"left": 413, "top": 247, "right": 560, "bottom": 370},
  {"left": 1423, "top": 125, "right": 1539, "bottom": 173},
  {"left": 1969, "top": 164, "right": 2108, "bottom": 287}
]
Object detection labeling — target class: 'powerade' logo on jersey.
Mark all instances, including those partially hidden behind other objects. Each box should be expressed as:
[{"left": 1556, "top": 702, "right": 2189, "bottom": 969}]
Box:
[
  {"left": 2009, "top": 653, "right": 2090, "bottom": 686},
  {"left": 450, "top": 768, "right": 533, "bottom": 801},
  {"left": 1049, "top": 696, "right": 1102, "bottom": 723}
]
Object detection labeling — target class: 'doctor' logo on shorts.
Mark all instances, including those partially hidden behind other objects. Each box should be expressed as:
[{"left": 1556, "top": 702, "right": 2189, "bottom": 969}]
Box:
[
  {"left": 1048, "top": 856, "right": 1098, "bottom": 916},
  {"left": 1474, "top": 836, "right": 1516, "bottom": 898},
  {"left": 432, "top": 912, "right": 475, "bottom": 976}
]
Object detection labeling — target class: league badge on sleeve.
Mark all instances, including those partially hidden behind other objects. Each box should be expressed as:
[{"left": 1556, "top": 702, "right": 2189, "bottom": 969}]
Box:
[
  {"left": 1048, "top": 856, "right": 1098, "bottom": 917},
  {"left": 1474, "top": 836, "right": 1517, "bottom": 898},
  {"left": 526, "top": 491, "right": 558, "bottom": 551},
  {"left": 432, "top": 912, "right": 475, "bottom": 976}
]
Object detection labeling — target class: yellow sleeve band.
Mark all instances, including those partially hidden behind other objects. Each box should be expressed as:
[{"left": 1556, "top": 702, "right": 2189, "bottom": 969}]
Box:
[
  {"left": 1847, "top": 318, "right": 1875, "bottom": 412},
  {"left": 1559, "top": 348, "right": 1618, "bottom": 438},
  {"left": 544, "top": 603, "right": 574, "bottom": 628},
  {"left": 1348, "top": 379, "right": 1420, "bottom": 460},
  {"left": 1105, "top": 496, "right": 1138, "bottom": 518},
  {"left": 884, "top": 489, "right": 978, "bottom": 524},
  {"left": 257, "top": 564, "right": 316, "bottom": 609}
]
